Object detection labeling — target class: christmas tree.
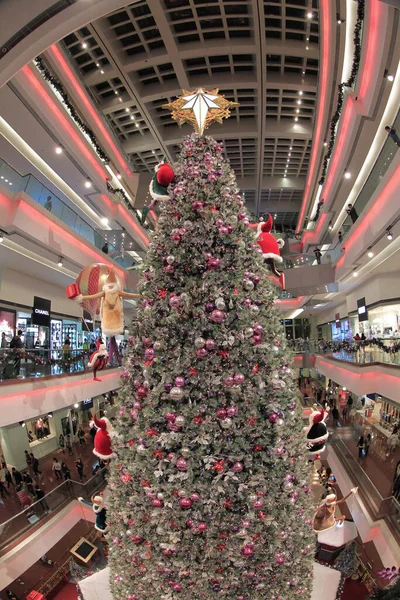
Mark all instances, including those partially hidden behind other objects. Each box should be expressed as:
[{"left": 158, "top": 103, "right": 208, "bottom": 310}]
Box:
[
  {"left": 368, "top": 579, "right": 400, "bottom": 599},
  {"left": 333, "top": 540, "right": 358, "bottom": 578},
  {"left": 107, "top": 90, "right": 315, "bottom": 600}
]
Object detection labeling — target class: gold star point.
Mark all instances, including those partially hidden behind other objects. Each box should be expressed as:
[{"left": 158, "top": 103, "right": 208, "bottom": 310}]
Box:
[{"left": 163, "top": 88, "right": 239, "bottom": 135}]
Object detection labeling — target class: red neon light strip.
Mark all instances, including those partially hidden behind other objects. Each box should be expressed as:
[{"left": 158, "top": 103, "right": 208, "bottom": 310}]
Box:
[
  {"left": 358, "top": 0, "right": 383, "bottom": 102},
  {"left": 1, "top": 192, "right": 126, "bottom": 280},
  {"left": 336, "top": 164, "right": 400, "bottom": 268},
  {"left": 48, "top": 45, "right": 131, "bottom": 176},
  {"left": 318, "top": 358, "right": 400, "bottom": 386},
  {"left": 21, "top": 66, "right": 107, "bottom": 181},
  {"left": 296, "top": 0, "right": 331, "bottom": 233}
]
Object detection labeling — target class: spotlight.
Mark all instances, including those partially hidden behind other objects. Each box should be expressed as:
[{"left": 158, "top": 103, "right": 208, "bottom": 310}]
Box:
[
  {"left": 387, "top": 230, "right": 393, "bottom": 240},
  {"left": 58, "top": 257, "right": 63, "bottom": 267},
  {"left": 130, "top": 115, "right": 135, "bottom": 120},
  {"left": 74, "top": 403, "right": 79, "bottom": 408},
  {"left": 19, "top": 421, "right": 26, "bottom": 427},
  {"left": 135, "top": 122, "right": 140, "bottom": 128},
  {"left": 307, "top": 11, "right": 313, "bottom": 19},
  {"left": 81, "top": 42, "right": 87, "bottom": 49},
  {"left": 96, "top": 63, "right": 100, "bottom": 67},
  {"left": 55, "top": 146, "right": 63, "bottom": 154},
  {"left": 367, "top": 249, "right": 374, "bottom": 258},
  {"left": 84, "top": 179, "right": 92, "bottom": 188},
  {"left": 100, "top": 70, "right": 104, "bottom": 74},
  {"left": 125, "top": 108, "right": 130, "bottom": 113},
  {"left": 101, "top": 217, "right": 109, "bottom": 226},
  {"left": 294, "top": 117, "right": 298, "bottom": 122},
  {"left": 342, "top": 387, "right": 347, "bottom": 391},
  {"left": 387, "top": 74, "right": 394, "bottom": 82},
  {"left": 298, "top": 90, "right": 303, "bottom": 96},
  {"left": 344, "top": 171, "right": 351, "bottom": 179},
  {"left": 297, "top": 100, "right": 302, "bottom": 105},
  {"left": 48, "top": 412, "right": 53, "bottom": 418},
  {"left": 353, "top": 271, "right": 358, "bottom": 277},
  {"left": 323, "top": 141, "right": 327, "bottom": 147},
  {"left": 117, "top": 173, "right": 122, "bottom": 180}
]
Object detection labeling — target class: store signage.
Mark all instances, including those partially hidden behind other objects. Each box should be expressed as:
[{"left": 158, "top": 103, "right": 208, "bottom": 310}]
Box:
[
  {"left": 357, "top": 297, "right": 368, "bottom": 322},
  {"left": 335, "top": 313, "right": 340, "bottom": 329},
  {"left": 32, "top": 297, "right": 51, "bottom": 327}
]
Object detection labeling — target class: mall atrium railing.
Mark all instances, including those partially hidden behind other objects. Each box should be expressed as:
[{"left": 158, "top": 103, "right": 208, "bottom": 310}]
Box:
[
  {"left": 0, "top": 348, "right": 122, "bottom": 382},
  {"left": 0, "top": 156, "right": 132, "bottom": 269},
  {"left": 329, "top": 431, "right": 400, "bottom": 543},
  {"left": 290, "top": 338, "right": 400, "bottom": 368},
  {"left": 0, "top": 468, "right": 107, "bottom": 552}
]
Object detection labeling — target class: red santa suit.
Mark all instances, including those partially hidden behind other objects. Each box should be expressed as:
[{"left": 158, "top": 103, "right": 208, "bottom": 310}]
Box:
[
  {"left": 250, "top": 214, "right": 285, "bottom": 289},
  {"left": 92, "top": 414, "right": 115, "bottom": 460}
]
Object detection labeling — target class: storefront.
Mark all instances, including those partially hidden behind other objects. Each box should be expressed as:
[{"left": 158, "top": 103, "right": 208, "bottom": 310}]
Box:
[
  {"left": 280, "top": 317, "right": 311, "bottom": 340},
  {"left": 348, "top": 302, "right": 400, "bottom": 339},
  {"left": 380, "top": 397, "right": 400, "bottom": 432},
  {"left": 0, "top": 308, "right": 16, "bottom": 345}
]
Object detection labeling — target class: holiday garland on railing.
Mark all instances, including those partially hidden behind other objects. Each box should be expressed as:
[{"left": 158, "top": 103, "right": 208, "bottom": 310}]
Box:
[
  {"left": 311, "top": 199, "right": 324, "bottom": 222},
  {"left": 34, "top": 56, "right": 110, "bottom": 164},
  {"left": 106, "top": 181, "right": 152, "bottom": 230},
  {"left": 318, "top": 0, "right": 365, "bottom": 186}
]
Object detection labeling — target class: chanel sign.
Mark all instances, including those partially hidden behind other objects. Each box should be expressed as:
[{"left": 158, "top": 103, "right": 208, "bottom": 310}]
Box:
[{"left": 32, "top": 296, "right": 51, "bottom": 326}]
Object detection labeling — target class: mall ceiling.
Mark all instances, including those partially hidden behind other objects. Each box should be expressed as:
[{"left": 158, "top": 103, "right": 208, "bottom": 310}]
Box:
[{"left": 61, "top": 0, "right": 320, "bottom": 229}]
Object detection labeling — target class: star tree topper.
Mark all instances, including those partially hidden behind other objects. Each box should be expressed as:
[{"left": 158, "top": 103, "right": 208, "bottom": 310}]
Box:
[{"left": 163, "top": 88, "right": 239, "bottom": 136}]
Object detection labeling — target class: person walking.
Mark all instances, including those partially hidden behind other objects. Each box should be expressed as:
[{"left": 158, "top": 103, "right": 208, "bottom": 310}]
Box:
[
  {"left": 59, "top": 433, "right": 65, "bottom": 453},
  {"left": 3, "top": 463, "right": 13, "bottom": 489},
  {"left": 30, "top": 453, "right": 42, "bottom": 477},
  {"left": 385, "top": 125, "right": 400, "bottom": 147},
  {"left": 341, "top": 404, "right": 348, "bottom": 422},
  {"left": 387, "top": 430, "right": 399, "bottom": 456},
  {"left": 44, "top": 196, "right": 53, "bottom": 211},
  {"left": 35, "top": 484, "right": 49, "bottom": 511},
  {"left": 346, "top": 203, "right": 358, "bottom": 224},
  {"left": 1, "top": 332, "right": 7, "bottom": 348},
  {"left": 24, "top": 450, "right": 32, "bottom": 471},
  {"left": 65, "top": 434, "right": 73, "bottom": 456},
  {"left": 338, "top": 231, "right": 343, "bottom": 244},
  {"left": 75, "top": 458, "right": 86, "bottom": 481},
  {"left": 61, "top": 462, "right": 71, "bottom": 480},
  {"left": 12, "top": 467, "right": 23, "bottom": 486},
  {"left": 52, "top": 458, "right": 62, "bottom": 480},
  {"left": 357, "top": 435, "right": 365, "bottom": 459},
  {"left": 364, "top": 433, "right": 372, "bottom": 457},
  {"left": 23, "top": 472, "right": 35, "bottom": 495},
  {"left": 0, "top": 465, "right": 10, "bottom": 498},
  {"left": 313, "top": 247, "right": 322, "bottom": 265},
  {"left": 9, "top": 329, "right": 24, "bottom": 377},
  {"left": 332, "top": 405, "right": 340, "bottom": 426},
  {"left": 77, "top": 427, "right": 86, "bottom": 446}
]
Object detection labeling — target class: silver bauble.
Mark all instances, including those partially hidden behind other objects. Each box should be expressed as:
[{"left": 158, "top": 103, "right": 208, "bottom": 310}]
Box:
[
  {"left": 244, "top": 327, "right": 254, "bottom": 338},
  {"left": 157, "top": 493, "right": 164, "bottom": 500},
  {"left": 137, "top": 445, "right": 146, "bottom": 455},
  {"left": 250, "top": 305, "right": 260, "bottom": 313},
  {"left": 178, "top": 489, "right": 187, "bottom": 497},
  {"left": 220, "top": 418, "right": 232, "bottom": 429},
  {"left": 175, "top": 416, "right": 185, "bottom": 427},
  {"left": 166, "top": 255, "right": 175, "bottom": 264},
  {"left": 170, "top": 386, "right": 184, "bottom": 401},
  {"left": 215, "top": 297, "right": 226, "bottom": 310},
  {"left": 181, "top": 447, "right": 190, "bottom": 458},
  {"left": 243, "top": 279, "right": 254, "bottom": 291},
  {"left": 153, "top": 341, "right": 164, "bottom": 351},
  {"left": 194, "top": 337, "right": 206, "bottom": 349}
]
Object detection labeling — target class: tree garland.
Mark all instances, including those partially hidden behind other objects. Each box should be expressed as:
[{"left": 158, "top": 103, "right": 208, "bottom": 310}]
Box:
[
  {"left": 311, "top": 199, "right": 324, "bottom": 222},
  {"left": 34, "top": 57, "right": 111, "bottom": 164},
  {"left": 318, "top": 0, "right": 365, "bottom": 186}
]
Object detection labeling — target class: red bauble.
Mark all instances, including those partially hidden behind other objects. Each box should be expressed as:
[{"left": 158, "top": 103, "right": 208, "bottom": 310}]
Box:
[
  {"left": 152, "top": 498, "right": 163, "bottom": 507},
  {"left": 180, "top": 498, "right": 192, "bottom": 509},
  {"left": 216, "top": 408, "right": 227, "bottom": 420},
  {"left": 157, "top": 163, "right": 174, "bottom": 186},
  {"left": 176, "top": 457, "right": 188, "bottom": 471}
]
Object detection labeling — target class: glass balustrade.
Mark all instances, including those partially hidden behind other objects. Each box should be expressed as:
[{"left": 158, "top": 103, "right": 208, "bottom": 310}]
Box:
[
  {"left": 0, "top": 468, "right": 107, "bottom": 551},
  {"left": 0, "top": 156, "right": 133, "bottom": 269},
  {"left": 0, "top": 348, "right": 122, "bottom": 382}
]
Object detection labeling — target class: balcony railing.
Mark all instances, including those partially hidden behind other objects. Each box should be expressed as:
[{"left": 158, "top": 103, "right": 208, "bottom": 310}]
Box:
[
  {"left": 0, "top": 468, "right": 107, "bottom": 552},
  {"left": 0, "top": 156, "right": 132, "bottom": 269},
  {"left": 0, "top": 348, "right": 122, "bottom": 382},
  {"left": 291, "top": 339, "right": 400, "bottom": 368}
]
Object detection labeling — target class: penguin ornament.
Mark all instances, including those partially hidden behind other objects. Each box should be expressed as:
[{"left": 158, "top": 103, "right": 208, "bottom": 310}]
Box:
[
  {"left": 250, "top": 214, "right": 286, "bottom": 290},
  {"left": 304, "top": 407, "right": 329, "bottom": 454}
]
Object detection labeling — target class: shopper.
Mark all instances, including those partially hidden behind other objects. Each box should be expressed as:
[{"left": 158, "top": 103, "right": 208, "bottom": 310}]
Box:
[
  {"left": 0, "top": 465, "right": 10, "bottom": 498},
  {"left": 24, "top": 450, "right": 32, "bottom": 470},
  {"left": 44, "top": 196, "right": 53, "bottom": 211},
  {"left": 338, "top": 231, "right": 343, "bottom": 244},
  {"left": 1, "top": 332, "right": 7, "bottom": 348},
  {"left": 59, "top": 433, "right": 65, "bottom": 453},
  {"left": 61, "top": 462, "right": 71, "bottom": 480},
  {"left": 65, "top": 434, "right": 73, "bottom": 456},
  {"left": 346, "top": 203, "right": 358, "bottom": 224},
  {"left": 75, "top": 458, "right": 86, "bottom": 481},
  {"left": 77, "top": 427, "right": 86, "bottom": 446},
  {"left": 102, "top": 241, "right": 109, "bottom": 254},
  {"left": 12, "top": 467, "right": 23, "bottom": 486},
  {"left": 332, "top": 405, "right": 340, "bottom": 426},
  {"left": 313, "top": 247, "right": 322, "bottom": 265},
  {"left": 62, "top": 337, "right": 71, "bottom": 361},
  {"left": 3, "top": 463, "right": 13, "bottom": 488},
  {"left": 35, "top": 484, "right": 49, "bottom": 511},
  {"left": 9, "top": 329, "right": 24, "bottom": 377},
  {"left": 89, "top": 422, "right": 97, "bottom": 443},
  {"left": 23, "top": 472, "right": 35, "bottom": 495},
  {"left": 30, "top": 453, "right": 42, "bottom": 477},
  {"left": 364, "top": 433, "right": 372, "bottom": 457},
  {"left": 385, "top": 125, "right": 400, "bottom": 147},
  {"left": 52, "top": 458, "right": 62, "bottom": 480},
  {"left": 357, "top": 435, "right": 365, "bottom": 459},
  {"left": 387, "top": 430, "right": 399, "bottom": 456}
]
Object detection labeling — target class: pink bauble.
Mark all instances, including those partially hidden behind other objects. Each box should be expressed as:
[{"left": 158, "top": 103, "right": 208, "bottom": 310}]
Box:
[
  {"left": 275, "top": 447, "right": 285, "bottom": 457},
  {"left": 164, "top": 264, "right": 174, "bottom": 274},
  {"left": 133, "top": 402, "right": 141, "bottom": 410},
  {"left": 197, "top": 522, "right": 207, "bottom": 532},
  {"left": 243, "top": 298, "right": 252, "bottom": 308},
  {"left": 171, "top": 233, "right": 181, "bottom": 243},
  {"left": 233, "top": 461, "right": 243, "bottom": 473},
  {"left": 268, "top": 412, "right": 279, "bottom": 424},
  {"left": 254, "top": 499, "right": 264, "bottom": 508},
  {"left": 207, "top": 257, "right": 221, "bottom": 270},
  {"left": 133, "top": 378, "right": 142, "bottom": 389},
  {"left": 216, "top": 408, "right": 227, "bottom": 420},
  {"left": 132, "top": 535, "right": 143, "bottom": 545},
  {"left": 173, "top": 584, "right": 182, "bottom": 592},
  {"left": 219, "top": 226, "right": 229, "bottom": 235},
  {"left": 167, "top": 453, "right": 175, "bottom": 461},
  {"left": 226, "top": 405, "right": 237, "bottom": 417},
  {"left": 241, "top": 545, "right": 254, "bottom": 556},
  {"left": 165, "top": 412, "right": 176, "bottom": 422},
  {"left": 176, "top": 458, "right": 188, "bottom": 471},
  {"left": 137, "top": 386, "right": 148, "bottom": 399},
  {"left": 253, "top": 324, "right": 263, "bottom": 335},
  {"left": 195, "top": 348, "right": 208, "bottom": 358},
  {"left": 169, "top": 296, "right": 180, "bottom": 308},
  {"left": 144, "top": 348, "right": 155, "bottom": 360},
  {"left": 175, "top": 376, "right": 185, "bottom": 387},
  {"left": 186, "top": 519, "right": 193, "bottom": 527},
  {"left": 168, "top": 423, "right": 179, "bottom": 432},
  {"left": 210, "top": 310, "right": 225, "bottom": 323},
  {"left": 152, "top": 498, "right": 163, "bottom": 507},
  {"left": 192, "top": 201, "right": 203, "bottom": 210},
  {"left": 179, "top": 498, "right": 192, "bottom": 509},
  {"left": 224, "top": 376, "right": 234, "bottom": 387},
  {"left": 205, "top": 339, "right": 216, "bottom": 351},
  {"left": 233, "top": 373, "right": 244, "bottom": 385}
]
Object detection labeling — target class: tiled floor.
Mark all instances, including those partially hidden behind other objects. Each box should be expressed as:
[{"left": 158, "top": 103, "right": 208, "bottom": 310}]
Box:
[{"left": 0, "top": 431, "right": 101, "bottom": 525}]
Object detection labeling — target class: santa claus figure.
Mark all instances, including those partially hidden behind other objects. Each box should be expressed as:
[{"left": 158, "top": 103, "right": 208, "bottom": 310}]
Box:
[
  {"left": 91, "top": 413, "right": 115, "bottom": 461},
  {"left": 78, "top": 494, "right": 108, "bottom": 533},
  {"left": 139, "top": 159, "right": 175, "bottom": 224},
  {"left": 250, "top": 214, "right": 285, "bottom": 289},
  {"left": 87, "top": 340, "right": 108, "bottom": 381},
  {"left": 304, "top": 407, "right": 329, "bottom": 454}
]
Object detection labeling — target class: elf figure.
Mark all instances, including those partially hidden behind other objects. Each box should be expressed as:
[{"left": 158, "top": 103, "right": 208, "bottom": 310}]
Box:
[
  {"left": 91, "top": 413, "right": 115, "bottom": 460},
  {"left": 313, "top": 488, "right": 358, "bottom": 533},
  {"left": 139, "top": 159, "right": 175, "bottom": 224},
  {"left": 304, "top": 407, "right": 329, "bottom": 454},
  {"left": 250, "top": 214, "right": 286, "bottom": 290},
  {"left": 87, "top": 340, "right": 108, "bottom": 381}
]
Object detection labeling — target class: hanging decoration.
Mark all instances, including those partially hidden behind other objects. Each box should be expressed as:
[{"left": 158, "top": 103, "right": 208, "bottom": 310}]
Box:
[
  {"left": 318, "top": 0, "right": 365, "bottom": 186},
  {"left": 34, "top": 57, "right": 110, "bottom": 163},
  {"left": 250, "top": 214, "right": 286, "bottom": 289},
  {"left": 137, "top": 159, "right": 175, "bottom": 225}
]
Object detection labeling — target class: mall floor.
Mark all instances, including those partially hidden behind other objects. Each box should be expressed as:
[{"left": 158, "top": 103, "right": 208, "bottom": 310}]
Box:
[{"left": 0, "top": 431, "right": 100, "bottom": 525}]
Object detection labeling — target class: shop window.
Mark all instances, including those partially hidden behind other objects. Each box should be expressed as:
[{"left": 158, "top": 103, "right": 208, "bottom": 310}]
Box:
[{"left": 26, "top": 416, "right": 52, "bottom": 444}]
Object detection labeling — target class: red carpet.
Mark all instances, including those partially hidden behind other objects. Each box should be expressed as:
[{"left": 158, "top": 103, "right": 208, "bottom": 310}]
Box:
[
  {"left": 46, "top": 580, "right": 79, "bottom": 600},
  {"left": 341, "top": 578, "right": 369, "bottom": 600}
]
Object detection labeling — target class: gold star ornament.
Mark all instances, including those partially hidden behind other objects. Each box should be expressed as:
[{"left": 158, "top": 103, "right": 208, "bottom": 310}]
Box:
[{"left": 163, "top": 88, "right": 239, "bottom": 136}]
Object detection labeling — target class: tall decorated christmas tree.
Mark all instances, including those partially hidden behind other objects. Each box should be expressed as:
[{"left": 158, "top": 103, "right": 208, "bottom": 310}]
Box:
[{"left": 107, "top": 89, "right": 315, "bottom": 600}]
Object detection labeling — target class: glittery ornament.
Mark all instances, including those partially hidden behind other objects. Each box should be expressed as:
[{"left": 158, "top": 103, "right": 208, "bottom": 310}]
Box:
[
  {"left": 233, "top": 461, "right": 243, "bottom": 473},
  {"left": 175, "top": 416, "right": 185, "bottom": 427},
  {"left": 175, "top": 376, "right": 185, "bottom": 387},
  {"left": 179, "top": 498, "right": 192, "bottom": 509},
  {"left": 166, "top": 255, "right": 175, "bottom": 264},
  {"left": 233, "top": 373, "right": 244, "bottom": 384},
  {"left": 170, "top": 386, "right": 184, "bottom": 401},
  {"left": 194, "top": 337, "right": 206, "bottom": 348},
  {"left": 209, "top": 309, "right": 225, "bottom": 323},
  {"left": 176, "top": 457, "right": 188, "bottom": 471},
  {"left": 205, "top": 339, "right": 216, "bottom": 351},
  {"left": 215, "top": 297, "right": 226, "bottom": 310},
  {"left": 169, "top": 296, "right": 180, "bottom": 308}
]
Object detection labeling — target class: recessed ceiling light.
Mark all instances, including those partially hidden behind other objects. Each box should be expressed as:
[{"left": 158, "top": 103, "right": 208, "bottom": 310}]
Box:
[
  {"left": 306, "top": 46, "right": 309, "bottom": 50},
  {"left": 74, "top": 403, "right": 79, "bottom": 408},
  {"left": 307, "top": 11, "right": 313, "bottom": 19},
  {"left": 294, "top": 117, "right": 298, "bottom": 122},
  {"left": 344, "top": 171, "right": 351, "bottom": 179},
  {"left": 135, "top": 123, "right": 139, "bottom": 128},
  {"left": 302, "top": 70, "right": 306, "bottom": 75},
  {"left": 288, "top": 153, "right": 291, "bottom": 156},
  {"left": 298, "top": 91, "right": 303, "bottom": 96},
  {"left": 114, "top": 90, "right": 118, "bottom": 95},
  {"left": 387, "top": 74, "right": 394, "bottom": 82},
  {"left": 84, "top": 179, "right": 92, "bottom": 188},
  {"left": 5, "top": 179, "right": 8, "bottom": 182},
  {"left": 101, "top": 217, "right": 109, "bottom": 226},
  {"left": 96, "top": 63, "right": 100, "bottom": 67},
  {"left": 81, "top": 42, "right": 87, "bottom": 49},
  {"left": 152, "top": 150, "right": 155, "bottom": 154},
  {"left": 119, "top": 98, "right": 123, "bottom": 102},
  {"left": 117, "top": 173, "right": 122, "bottom": 180},
  {"left": 9, "top": 182, "right": 12, "bottom": 186},
  {"left": 297, "top": 100, "right": 302, "bottom": 105},
  {"left": 130, "top": 115, "right": 135, "bottom": 120},
  {"left": 296, "top": 109, "right": 300, "bottom": 113},
  {"left": 100, "top": 70, "right": 104, "bottom": 74},
  {"left": 323, "top": 141, "right": 327, "bottom": 147},
  {"left": 353, "top": 271, "right": 358, "bottom": 277},
  {"left": 58, "top": 257, "right": 63, "bottom": 267},
  {"left": 367, "top": 250, "right": 374, "bottom": 258},
  {"left": 387, "top": 230, "right": 393, "bottom": 240},
  {"left": 125, "top": 108, "right": 130, "bottom": 112}
]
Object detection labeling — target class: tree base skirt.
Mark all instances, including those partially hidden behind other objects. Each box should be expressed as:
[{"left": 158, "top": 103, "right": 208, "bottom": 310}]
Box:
[{"left": 79, "top": 563, "right": 341, "bottom": 600}]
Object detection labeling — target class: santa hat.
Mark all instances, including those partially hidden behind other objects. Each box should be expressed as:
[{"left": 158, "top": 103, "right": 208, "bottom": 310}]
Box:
[
  {"left": 92, "top": 414, "right": 115, "bottom": 460},
  {"left": 305, "top": 408, "right": 329, "bottom": 454},
  {"left": 254, "top": 215, "right": 285, "bottom": 263}
]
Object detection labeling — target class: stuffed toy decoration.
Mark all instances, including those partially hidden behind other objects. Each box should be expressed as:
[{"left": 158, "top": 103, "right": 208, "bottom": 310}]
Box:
[
  {"left": 91, "top": 413, "right": 115, "bottom": 460},
  {"left": 78, "top": 494, "right": 108, "bottom": 533},
  {"left": 140, "top": 159, "right": 175, "bottom": 224},
  {"left": 87, "top": 340, "right": 108, "bottom": 381},
  {"left": 250, "top": 214, "right": 286, "bottom": 290},
  {"left": 305, "top": 407, "right": 329, "bottom": 454},
  {"left": 313, "top": 488, "right": 358, "bottom": 533}
]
